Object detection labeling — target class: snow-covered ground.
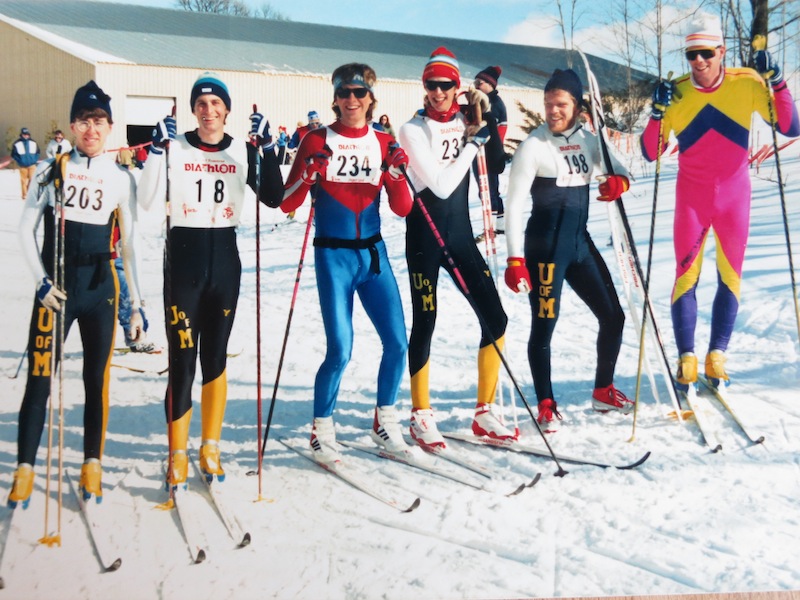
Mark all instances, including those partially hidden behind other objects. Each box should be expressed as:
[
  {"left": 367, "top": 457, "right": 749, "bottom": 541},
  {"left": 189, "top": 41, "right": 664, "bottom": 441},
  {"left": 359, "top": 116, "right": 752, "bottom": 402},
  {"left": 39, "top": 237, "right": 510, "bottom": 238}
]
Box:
[{"left": 1, "top": 140, "right": 799, "bottom": 599}]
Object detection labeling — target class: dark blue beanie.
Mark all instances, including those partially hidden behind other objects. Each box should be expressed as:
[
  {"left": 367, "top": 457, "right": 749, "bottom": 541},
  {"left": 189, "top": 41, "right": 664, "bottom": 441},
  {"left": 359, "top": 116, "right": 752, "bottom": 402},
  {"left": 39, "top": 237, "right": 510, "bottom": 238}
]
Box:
[
  {"left": 191, "top": 72, "right": 231, "bottom": 111},
  {"left": 70, "top": 80, "right": 112, "bottom": 121},
  {"left": 544, "top": 69, "right": 583, "bottom": 102}
]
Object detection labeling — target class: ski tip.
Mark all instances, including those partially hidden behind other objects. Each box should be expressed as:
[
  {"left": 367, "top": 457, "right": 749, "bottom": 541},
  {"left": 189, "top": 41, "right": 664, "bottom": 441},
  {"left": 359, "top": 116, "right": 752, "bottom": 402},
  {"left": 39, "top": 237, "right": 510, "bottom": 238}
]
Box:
[
  {"left": 105, "top": 558, "right": 122, "bottom": 572},
  {"left": 528, "top": 472, "right": 542, "bottom": 487},
  {"left": 506, "top": 483, "right": 527, "bottom": 497},
  {"left": 753, "top": 436, "right": 765, "bottom": 445},
  {"left": 239, "top": 532, "right": 252, "bottom": 547},
  {"left": 711, "top": 444, "right": 723, "bottom": 454},
  {"left": 618, "top": 451, "right": 652, "bottom": 470},
  {"left": 194, "top": 549, "right": 207, "bottom": 564},
  {"left": 403, "top": 497, "right": 422, "bottom": 513}
]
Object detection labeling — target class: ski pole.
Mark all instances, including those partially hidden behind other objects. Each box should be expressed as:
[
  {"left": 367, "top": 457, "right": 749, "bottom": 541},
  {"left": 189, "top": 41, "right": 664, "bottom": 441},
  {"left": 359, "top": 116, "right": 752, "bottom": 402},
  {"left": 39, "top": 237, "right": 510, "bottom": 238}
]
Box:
[
  {"left": 250, "top": 105, "right": 266, "bottom": 498},
  {"left": 256, "top": 146, "right": 331, "bottom": 472},
  {"left": 9, "top": 346, "right": 26, "bottom": 379},
  {"left": 753, "top": 35, "right": 800, "bottom": 346},
  {"left": 404, "top": 170, "right": 567, "bottom": 476},
  {"left": 164, "top": 104, "right": 176, "bottom": 500},
  {"left": 630, "top": 104, "right": 666, "bottom": 441}
]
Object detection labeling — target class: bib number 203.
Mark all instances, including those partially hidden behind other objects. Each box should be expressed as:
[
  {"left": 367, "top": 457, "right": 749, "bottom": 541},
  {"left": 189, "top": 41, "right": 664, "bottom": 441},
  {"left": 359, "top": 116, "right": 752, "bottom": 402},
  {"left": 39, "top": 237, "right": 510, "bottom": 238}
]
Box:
[{"left": 195, "top": 179, "right": 225, "bottom": 203}]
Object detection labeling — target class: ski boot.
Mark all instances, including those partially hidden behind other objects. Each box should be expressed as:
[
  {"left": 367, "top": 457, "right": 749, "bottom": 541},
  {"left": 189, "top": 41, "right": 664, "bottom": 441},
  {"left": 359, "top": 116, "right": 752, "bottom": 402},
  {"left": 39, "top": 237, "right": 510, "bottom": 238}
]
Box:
[
  {"left": 592, "top": 384, "right": 635, "bottom": 415},
  {"left": 537, "top": 399, "right": 562, "bottom": 433},
  {"left": 676, "top": 352, "right": 698, "bottom": 391},
  {"left": 199, "top": 441, "right": 226, "bottom": 483},
  {"left": 409, "top": 408, "right": 446, "bottom": 451},
  {"left": 310, "top": 416, "right": 341, "bottom": 463},
  {"left": 8, "top": 463, "right": 34, "bottom": 509},
  {"left": 705, "top": 350, "right": 729, "bottom": 388},
  {"left": 472, "top": 403, "right": 517, "bottom": 440},
  {"left": 80, "top": 459, "right": 103, "bottom": 503},
  {"left": 166, "top": 450, "right": 189, "bottom": 491},
  {"left": 371, "top": 405, "right": 410, "bottom": 453}
]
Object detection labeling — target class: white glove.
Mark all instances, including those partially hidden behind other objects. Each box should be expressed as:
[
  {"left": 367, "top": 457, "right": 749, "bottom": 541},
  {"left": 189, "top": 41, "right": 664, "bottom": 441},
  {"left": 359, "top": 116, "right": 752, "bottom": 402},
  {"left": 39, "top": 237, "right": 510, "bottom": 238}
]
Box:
[{"left": 36, "top": 277, "right": 67, "bottom": 312}]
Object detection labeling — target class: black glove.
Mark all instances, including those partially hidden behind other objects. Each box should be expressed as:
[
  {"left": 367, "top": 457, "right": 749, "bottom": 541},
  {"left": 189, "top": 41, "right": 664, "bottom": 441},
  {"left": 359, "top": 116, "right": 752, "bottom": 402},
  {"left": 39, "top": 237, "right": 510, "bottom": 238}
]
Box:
[
  {"left": 150, "top": 116, "right": 176, "bottom": 154},
  {"left": 753, "top": 50, "right": 784, "bottom": 86},
  {"left": 651, "top": 80, "right": 679, "bottom": 120}
]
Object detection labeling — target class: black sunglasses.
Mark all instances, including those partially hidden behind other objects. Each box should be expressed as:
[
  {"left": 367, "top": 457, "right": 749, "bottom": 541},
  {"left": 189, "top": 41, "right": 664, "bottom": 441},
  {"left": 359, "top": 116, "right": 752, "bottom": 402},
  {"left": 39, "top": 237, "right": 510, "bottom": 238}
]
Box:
[
  {"left": 335, "top": 87, "right": 370, "bottom": 99},
  {"left": 425, "top": 80, "right": 457, "bottom": 92},
  {"left": 685, "top": 48, "right": 717, "bottom": 61}
]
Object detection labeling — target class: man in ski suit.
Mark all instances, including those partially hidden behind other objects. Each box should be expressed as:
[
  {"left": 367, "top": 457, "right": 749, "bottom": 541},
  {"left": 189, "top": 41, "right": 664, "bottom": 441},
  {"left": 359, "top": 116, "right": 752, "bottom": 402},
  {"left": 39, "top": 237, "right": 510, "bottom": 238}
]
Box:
[
  {"left": 9, "top": 81, "right": 145, "bottom": 508},
  {"left": 280, "top": 63, "right": 413, "bottom": 462},
  {"left": 137, "top": 73, "right": 284, "bottom": 488},
  {"left": 399, "top": 46, "right": 512, "bottom": 450},
  {"left": 45, "top": 130, "right": 72, "bottom": 159},
  {"left": 473, "top": 65, "right": 508, "bottom": 233},
  {"left": 504, "top": 68, "right": 633, "bottom": 432},
  {"left": 11, "top": 127, "right": 40, "bottom": 200},
  {"left": 640, "top": 16, "right": 799, "bottom": 386}
]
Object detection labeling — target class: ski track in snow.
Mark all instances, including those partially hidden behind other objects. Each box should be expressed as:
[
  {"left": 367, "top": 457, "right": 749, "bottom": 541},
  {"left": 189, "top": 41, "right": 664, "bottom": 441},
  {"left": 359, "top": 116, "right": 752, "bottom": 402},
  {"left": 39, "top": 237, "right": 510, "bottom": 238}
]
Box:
[{"left": 1, "top": 146, "right": 799, "bottom": 598}]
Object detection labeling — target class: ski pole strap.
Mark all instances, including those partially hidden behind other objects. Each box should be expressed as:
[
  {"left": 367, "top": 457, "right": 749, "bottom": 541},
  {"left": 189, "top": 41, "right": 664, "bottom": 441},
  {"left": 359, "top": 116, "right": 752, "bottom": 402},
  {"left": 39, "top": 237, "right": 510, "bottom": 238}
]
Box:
[{"left": 314, "top": 233, "right": 383, "bottom": 274}]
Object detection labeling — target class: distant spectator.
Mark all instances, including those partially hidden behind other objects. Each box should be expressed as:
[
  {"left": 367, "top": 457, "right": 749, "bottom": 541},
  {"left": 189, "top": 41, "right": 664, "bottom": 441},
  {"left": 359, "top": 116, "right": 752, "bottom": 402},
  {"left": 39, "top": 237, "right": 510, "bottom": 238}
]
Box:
[
  {"left": 45, "top": 130, "right": 72, "bottom": 159},
  {"left": 378, "top": 114, "right": 395, "bottom": 138},
  {"left": 288, "top": 110, "right": 322, "bottom": 149},
  {"left": 276, "top": 125, "right": 289, "bottom": 165},
  {"left": 11, "top": 128, "right": 40, "bottom": 200},
  {"left": 135, "top": 145, "right": 148, "bottom": 169},
  {"left": 473, "top": 65, "right": 508, "bottom": 233}
]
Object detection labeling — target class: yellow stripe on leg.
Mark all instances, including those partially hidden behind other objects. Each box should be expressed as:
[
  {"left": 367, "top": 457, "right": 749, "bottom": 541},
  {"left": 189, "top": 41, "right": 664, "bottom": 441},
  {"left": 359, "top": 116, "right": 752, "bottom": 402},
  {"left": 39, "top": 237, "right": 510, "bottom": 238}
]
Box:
[
  {"left": 410, "top": 361, "right": 431, "bottom": 410},
  {"left": 201, "top": 371, "right": 228, "bottom": 443},
  {"left": 477, "top": 335, "right": 504, "bottom": 405}
]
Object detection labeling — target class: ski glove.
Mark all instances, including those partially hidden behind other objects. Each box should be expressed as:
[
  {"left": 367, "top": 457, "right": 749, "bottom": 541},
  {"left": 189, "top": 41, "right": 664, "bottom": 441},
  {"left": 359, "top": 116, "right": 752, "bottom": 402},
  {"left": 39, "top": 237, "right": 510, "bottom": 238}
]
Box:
[
  {"left": 301, "top": 151, "right": 330, "bottom": 185},
  {"left": 466, "top": 86, "right": 490, "bottom": 121},
  {"left": 597, "top": 175, "right": 630, "bottom": 202},
  {"left": 504, "top": 257, "right": 531, "bottom": 294},
  {"left": 150, "top": 115, "right": 177, "bottom": 154},
  {"left": 36, "top": 277, "right": 67, "bottom": 312},
  {"left": 249, "top": 112, "right": 274, "bottom": 150},
  {"left": 384, "top": 144, "right": 409, "bottom": 181},
  {"left": 651, "top": 80, "right": 679, "bottom": 120},
  {"left": 466, "top": 122, "right": 491, "bottom": 148},
  {"left": 753, "top": 50, "right": 784, "bottom": 86}
]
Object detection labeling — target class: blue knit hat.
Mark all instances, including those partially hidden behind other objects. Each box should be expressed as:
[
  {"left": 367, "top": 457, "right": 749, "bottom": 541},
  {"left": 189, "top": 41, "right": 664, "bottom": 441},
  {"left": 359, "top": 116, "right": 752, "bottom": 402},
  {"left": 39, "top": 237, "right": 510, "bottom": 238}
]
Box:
[
  {"left": 70, "top": 80, "right": 112, "bottom": 121},
  {"left": 544, "top": 69, "right": 583, "bottom": 102},
  {"left": 308, "top": 110, "right": 320, "bottom": 122},
  {"left": 191, "top": 72, "right": 231, "bottom": 111}
]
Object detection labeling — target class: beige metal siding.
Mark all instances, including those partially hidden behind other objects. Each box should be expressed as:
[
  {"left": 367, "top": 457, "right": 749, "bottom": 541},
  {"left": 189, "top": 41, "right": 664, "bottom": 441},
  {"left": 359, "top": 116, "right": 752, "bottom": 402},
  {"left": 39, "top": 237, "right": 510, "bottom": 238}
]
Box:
[{"left": 1, "top": 22, "right": 94, "bottom": 153}]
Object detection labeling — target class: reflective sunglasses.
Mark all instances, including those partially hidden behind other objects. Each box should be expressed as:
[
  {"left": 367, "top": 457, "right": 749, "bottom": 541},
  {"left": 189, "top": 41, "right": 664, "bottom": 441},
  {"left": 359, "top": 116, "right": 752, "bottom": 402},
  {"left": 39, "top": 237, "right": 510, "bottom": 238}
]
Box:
[
  {"left": 425, "top": 80, "right": 457, "bottom": 92},
  {"left": 685, "top": 48, "right": 717, "bottom": 61},
  {"left": 335, "top": 87, "right": 370, "bottom": 99}
]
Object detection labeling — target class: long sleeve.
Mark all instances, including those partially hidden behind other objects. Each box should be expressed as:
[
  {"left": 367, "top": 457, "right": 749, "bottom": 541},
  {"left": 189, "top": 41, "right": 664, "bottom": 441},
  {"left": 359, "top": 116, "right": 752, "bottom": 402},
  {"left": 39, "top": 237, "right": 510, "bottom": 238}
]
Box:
[
  {"left": 117, "top": 173, "right": 143, "bottom": 308},
  {"left": 504, "top": 137, "right": 539, "bottom": 258},
  {"left": 136, "top": 150, "right": 166, "bottom": 212}
]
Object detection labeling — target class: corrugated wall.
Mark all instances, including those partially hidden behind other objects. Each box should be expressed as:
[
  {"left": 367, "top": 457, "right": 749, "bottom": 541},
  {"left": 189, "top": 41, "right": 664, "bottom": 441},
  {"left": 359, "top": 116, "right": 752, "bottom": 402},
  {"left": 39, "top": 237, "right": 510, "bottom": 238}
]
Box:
[{"left": 0, "top": 22, "right": 94, "bottom": 153}]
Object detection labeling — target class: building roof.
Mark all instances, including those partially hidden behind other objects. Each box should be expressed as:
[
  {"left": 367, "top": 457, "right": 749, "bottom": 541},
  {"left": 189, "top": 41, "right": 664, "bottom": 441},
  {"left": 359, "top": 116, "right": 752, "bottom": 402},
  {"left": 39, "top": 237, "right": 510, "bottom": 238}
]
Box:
[{"left": 0, "top": 0, "right": 649, "bottom": 91}]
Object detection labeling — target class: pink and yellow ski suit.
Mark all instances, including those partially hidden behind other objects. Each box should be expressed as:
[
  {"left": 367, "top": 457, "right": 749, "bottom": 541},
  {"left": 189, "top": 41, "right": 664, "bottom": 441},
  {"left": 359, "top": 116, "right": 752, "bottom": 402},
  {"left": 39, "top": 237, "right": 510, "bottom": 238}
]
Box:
[{"left": 641, "top": 67, "right": 798, "bottom": 355}]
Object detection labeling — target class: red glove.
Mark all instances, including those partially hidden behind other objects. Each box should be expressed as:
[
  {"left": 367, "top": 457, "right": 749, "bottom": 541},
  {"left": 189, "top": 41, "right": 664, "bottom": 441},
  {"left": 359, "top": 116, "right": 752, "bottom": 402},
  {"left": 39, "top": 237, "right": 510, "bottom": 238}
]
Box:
[
  {"left": 302, "top": 151, "right": 330, "bottom": 185},
  {"left": 504, "top": 257, "right": 531, "bottom": 294},
  {"left": 597, "top": 175, "right": 629, "bottom": 202},
  {"left": 385, "top": 144, "right": 408, "bottom": 180}
]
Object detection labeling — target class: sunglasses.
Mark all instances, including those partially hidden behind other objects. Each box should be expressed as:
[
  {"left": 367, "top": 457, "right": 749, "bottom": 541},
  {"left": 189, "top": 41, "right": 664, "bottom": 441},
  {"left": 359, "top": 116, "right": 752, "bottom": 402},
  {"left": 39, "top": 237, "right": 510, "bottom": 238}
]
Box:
[
  {"left": 685, "top": 48, "right": 717, "bottom": 61},
  {"left": 335, "top": 87, "right": 370, "bottom": 99},
  {"left": 425, "top": 80, "right": 457, "bottom": 92}
]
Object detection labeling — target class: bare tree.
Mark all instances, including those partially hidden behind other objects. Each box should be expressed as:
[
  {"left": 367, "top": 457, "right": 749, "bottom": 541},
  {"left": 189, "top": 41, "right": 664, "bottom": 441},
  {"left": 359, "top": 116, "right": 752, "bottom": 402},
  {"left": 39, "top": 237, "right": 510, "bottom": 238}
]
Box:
[{"left": 176, "top": 0, "right": 288, "bottom": 19}]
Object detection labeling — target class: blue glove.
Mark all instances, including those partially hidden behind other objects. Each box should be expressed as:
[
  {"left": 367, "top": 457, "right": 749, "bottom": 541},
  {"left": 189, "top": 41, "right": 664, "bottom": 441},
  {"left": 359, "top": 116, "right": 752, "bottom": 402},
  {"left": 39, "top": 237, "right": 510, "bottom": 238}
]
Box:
[
  {"left": 466, "top": 122, "right": 491, "bottom": 147},
  {"left": 150, "top": 116, "right": 176, "bottom": 154},
  {"left": 249, "top": 112, "right": 274, "bottom": 150},
  {"left": 651, "top": 80, "right": 679, "bottom": 120},
  {"left": 753, "top": 50, "right": 783, "bottom": 86}
]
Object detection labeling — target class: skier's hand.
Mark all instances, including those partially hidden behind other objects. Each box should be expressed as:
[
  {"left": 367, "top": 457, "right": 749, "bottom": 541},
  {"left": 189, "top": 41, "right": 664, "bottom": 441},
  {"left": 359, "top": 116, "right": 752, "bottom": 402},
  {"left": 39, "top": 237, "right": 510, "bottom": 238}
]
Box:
[
  {"left": 384, "top": 143, "right": 408, "bottom": 180},
  {"left": 753, "top": 50, "right": 784, "bottom": 86},
  {"left": 466, "top": 122, "right": 491, "bottom": 148},
  {"left": 466, "top": 86, "right": 490, "bottom": 122},
  {"left": 129, "top": 310, "right": 145, "bottom": 343},
  {"left": 301, "top": 150, "right": 331, "bottom": 185},
  {"left": 651, "top": 80, "right": 679, "bottom": 120},
  {"left": 597, "top": 174, "right": 630, "bottom": 202},
  {"left": 504, "top": 257, "right": 531, "bottom": 294},
  {"left": 249, "top": 112, "right": 274, "bottom": 150},
  {"left": 150, "top": 115, "right": 177, "bottom": 154},
  {"left": 36, "top": 277, "right": 66, "bottom": 312}
]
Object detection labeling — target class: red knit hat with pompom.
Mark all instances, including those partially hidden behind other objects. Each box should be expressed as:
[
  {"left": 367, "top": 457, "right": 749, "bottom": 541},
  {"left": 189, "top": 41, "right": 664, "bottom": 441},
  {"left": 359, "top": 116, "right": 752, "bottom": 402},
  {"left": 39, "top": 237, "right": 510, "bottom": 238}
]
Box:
[{"left": 422, "top": 46, "right": 460, "bottom": 88}]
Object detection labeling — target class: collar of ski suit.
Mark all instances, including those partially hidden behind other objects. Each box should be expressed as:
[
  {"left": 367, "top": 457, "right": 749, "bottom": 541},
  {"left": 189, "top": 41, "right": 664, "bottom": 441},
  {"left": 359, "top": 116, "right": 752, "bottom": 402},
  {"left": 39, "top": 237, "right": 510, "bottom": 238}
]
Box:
[
  {"left": 424, "top": 101, "right": 461, "bottom": 123},
  {"left": 187, "top": 130, "right": 233, "bottom": 152}
]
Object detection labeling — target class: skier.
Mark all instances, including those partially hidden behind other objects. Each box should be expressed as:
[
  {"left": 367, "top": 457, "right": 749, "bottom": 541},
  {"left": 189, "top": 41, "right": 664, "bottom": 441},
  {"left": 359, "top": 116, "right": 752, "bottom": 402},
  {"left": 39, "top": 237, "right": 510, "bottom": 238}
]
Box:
[
  {"left": 9, "top": 80, "right": 145, "bottom": 508},
  {"left": 473, "top": 65, "right": 508, "bottom": 233},
  {"left": 398, "top": 46, "right": 512, "bottom": 450},
  {"left": 279, "top": 63, "right": 413, "bottom": 462},
  {"left": 640, "top": 16, "right": 800, "bottom": 387},
  {"left": 504, "top": 68, "right": 633, "bottom": 432},
  {"left": 137, "top": 72, "right": 284, "bottom": 488}
]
